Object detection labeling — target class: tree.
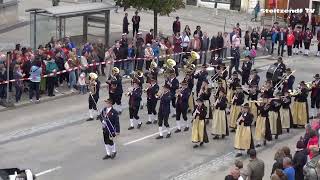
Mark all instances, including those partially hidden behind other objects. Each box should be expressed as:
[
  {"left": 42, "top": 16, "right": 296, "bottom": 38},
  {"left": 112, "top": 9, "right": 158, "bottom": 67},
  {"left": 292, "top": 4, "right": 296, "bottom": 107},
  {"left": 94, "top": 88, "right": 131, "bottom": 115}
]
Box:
[{"left": 115, "top": 0, "right": 185, "bottom": 37}]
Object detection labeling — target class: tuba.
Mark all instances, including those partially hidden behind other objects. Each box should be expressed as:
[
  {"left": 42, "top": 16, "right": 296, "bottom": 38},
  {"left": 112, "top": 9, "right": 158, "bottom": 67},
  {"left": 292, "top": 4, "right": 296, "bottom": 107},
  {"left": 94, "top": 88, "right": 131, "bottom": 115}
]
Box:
[
  {"left": 164, "top": 58, "right": 176, "bottom": 77},
  {"left": 150, "top": 60, "right": 158, "bottom": 69}
]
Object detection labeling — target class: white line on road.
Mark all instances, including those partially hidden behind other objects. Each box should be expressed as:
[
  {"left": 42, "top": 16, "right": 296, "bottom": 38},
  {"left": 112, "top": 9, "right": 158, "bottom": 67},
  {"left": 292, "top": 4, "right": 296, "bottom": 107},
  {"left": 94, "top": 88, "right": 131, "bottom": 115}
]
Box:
[
  {"left": 35, "top": 166, "right": 62, "bottom": 177},
  {"left": 123, "top": 126, "right": 178, "bottom": 146}
]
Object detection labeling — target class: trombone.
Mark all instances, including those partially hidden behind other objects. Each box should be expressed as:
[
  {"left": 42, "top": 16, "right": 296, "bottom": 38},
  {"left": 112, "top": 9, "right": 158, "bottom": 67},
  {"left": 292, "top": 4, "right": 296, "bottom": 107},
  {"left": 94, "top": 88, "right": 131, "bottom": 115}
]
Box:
[{"left": 274, "top": 70, "right": 296, "bottom": 90}]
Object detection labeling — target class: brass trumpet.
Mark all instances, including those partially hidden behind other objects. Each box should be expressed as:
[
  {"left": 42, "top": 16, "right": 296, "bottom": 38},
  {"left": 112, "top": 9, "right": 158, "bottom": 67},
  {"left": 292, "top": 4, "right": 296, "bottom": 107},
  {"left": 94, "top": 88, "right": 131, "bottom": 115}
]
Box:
[{"left": 125, "top": 87, "right": 133, "bottom": 96}]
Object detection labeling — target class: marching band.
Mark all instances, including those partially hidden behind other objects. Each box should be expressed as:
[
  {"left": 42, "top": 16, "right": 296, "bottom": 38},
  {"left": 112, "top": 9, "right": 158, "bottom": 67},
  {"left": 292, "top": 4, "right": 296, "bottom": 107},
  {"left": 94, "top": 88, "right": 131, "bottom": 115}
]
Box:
[{"left": 85, "top": 51, "right": 320, "bottom": 160}]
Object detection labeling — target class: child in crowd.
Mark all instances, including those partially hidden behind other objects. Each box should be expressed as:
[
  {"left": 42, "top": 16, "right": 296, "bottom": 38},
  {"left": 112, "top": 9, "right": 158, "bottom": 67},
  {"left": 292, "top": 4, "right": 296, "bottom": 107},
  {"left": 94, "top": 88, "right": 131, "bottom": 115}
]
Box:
[
  {"left": 242, "top": 47, "right": 250, "bottom": 57},
  {"left": 78, "top": 72, "right": 87, "bottom": 95},
  {"left": 250, "top": 46, "right": 257, "bottom": 65}
]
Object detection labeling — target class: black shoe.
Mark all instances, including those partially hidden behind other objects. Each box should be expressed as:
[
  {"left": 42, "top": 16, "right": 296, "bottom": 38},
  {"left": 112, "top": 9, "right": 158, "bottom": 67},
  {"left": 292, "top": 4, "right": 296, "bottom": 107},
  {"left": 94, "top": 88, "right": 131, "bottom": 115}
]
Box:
[
  {"left": 137, "top": 123, "right": 142, "bottom": 129},
  {"left": 146, "top": 121, "right": 152, "bottom": 125},
  {"left": 166, "top": 133, "right": 171, "bottom": 138},
  {"left": 118, "top": 111, "right": 122, "bottom": 115},
  {"left": 230, "top": 129, "right": 236, "bottom": 132},
  {"left": 87, "top": 118, "right": 94, "bottom": 121},
  {"left": 51, "top": 94, "right": 56, "bottom": 97},
  {"left": 255, "top": 144, "right": 261, "bottom": 148},
  {"left": 199, "top": 142, "right": 204, "bottom": 146},
  {"left": 156, "top": 135, "right": 163, "bottom": 139},
  {"left": 140, "top": 105, "right": 143, "bottom": 110},
  {"left": 275, "top": 135, "right": 278, "bottom": 139},
  {"left": 153, "top": 120, "right": 158, "bottom": 124},
  {"left": 193, "top": 144, "right": 199, "bottom": 148},
  {"left": 235, "top": 153, "right": 242, "bottom": 157},
  {"left": 213, "top": 136, "right": 219, "bottom": 140},
  {"left": 102, "top": 155, "right": 111, "bottom": 160},
  {"left": 184, "top": 127, "right": 189, "bottom": 132},
  {"left": 110, "top": 152, "right": 117, "bottom": 159},
  {"left": 263, "top": 140, "right": 267, "bottom": 146},
  {"left": 128, "top": 126, "right": 134, "bottom": 130},
  {"left": 287, "top": 129, "right": 290, "bottom": 133},
  {"left": 174, "top": 129, "right": 181, "bottom": 133},
  {"left": 172, "top": 114, "right": 176, "bottom": 118},
  {"left": 221, "top": 135, "right": 225, "bottom": 139}
]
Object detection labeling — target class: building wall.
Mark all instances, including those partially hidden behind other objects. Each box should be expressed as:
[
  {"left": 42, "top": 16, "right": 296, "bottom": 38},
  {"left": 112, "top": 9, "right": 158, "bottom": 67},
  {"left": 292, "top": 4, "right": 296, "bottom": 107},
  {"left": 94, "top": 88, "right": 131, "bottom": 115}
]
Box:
[{"left": 289, "top": 0, "right": 309, "bottom": 9}]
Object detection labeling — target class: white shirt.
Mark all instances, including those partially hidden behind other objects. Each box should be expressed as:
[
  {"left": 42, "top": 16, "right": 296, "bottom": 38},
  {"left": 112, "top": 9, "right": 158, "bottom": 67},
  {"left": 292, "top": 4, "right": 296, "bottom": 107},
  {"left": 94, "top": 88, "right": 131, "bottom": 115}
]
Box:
[
  {"left": 106, "top": 107, "right": 112, "bottom": 114},
  {"left": 181, "top": 35, "right": 190, "bottom": 48}
]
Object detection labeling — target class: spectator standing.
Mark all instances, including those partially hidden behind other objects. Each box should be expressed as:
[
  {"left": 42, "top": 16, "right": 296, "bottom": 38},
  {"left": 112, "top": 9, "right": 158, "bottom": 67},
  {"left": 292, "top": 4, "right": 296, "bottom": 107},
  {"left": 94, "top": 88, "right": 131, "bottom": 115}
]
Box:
[
  {"left": 105, "top": 46, "right": 116, "bottom": 78},
  {"left": 223, "top": 32, "right": 230, "bottom": 58},
  {"left": 181, "top": 31, "right": 190, "bottom": 62},
  {"left": 113, "top": 42, "right": 121, "bottom": 69},
  {"left": 311, "top": 15, "right": 317, "bottom": 35},
  {"left": 55, "top": 52, "right": 66, "bottom": 87},
  {"left": 293, "top": 28, "right": 302, "bottom": 55},
  {"left": 172, "top": 16, "right": 181, "bottom": 34},
  {"left": 303, "top": 147, "right": 320, "bottom": 180},
  {"left": 293, "top": 139, "right": 307, "bottom": 180},
  {"left": 189, "top": 34, "right": 201, "bottom": 63},
  {"left": 244, "top": 31, "right": 250, "bottom": 49},
  {"left": 64, "top": 58, "right": 77, "bottom": 93},
  {"left": 145, "top": 29, "right": 154, "bottom": 45},
  {"left": 271, "top": 169, "right": 287, "bottom": 180},
  {"left": 271, "top": 29, "right": 278, "bottom": 55},
  {"left": 151, "top": 40, "right": 160, "bottom": 63},
  {"left": 172, "top": 32, "right": 182, "bottom": 65},
  {"left": 236, "top": 23, "right": 242, "bottom": 38},
  {"left": 232, "top": 32, "right": 241, "bottom": 48},
  {"left": 303, "top": 28, "right": 313, "bottom": 56},
  {"left": 283, "top": 157, "right": 295, "bottom": 180},
  {"left": 124, "top": 43, "right": 135, "bottom": 77},
  {"left": 301, "top": 13, "right": 309, "bottom": 32},
  {"left": 277, "top": 28, "right": 287, "bottom": 57},
  {"left": 282, "top": 146, "right": 293, "bottom": 160},
  {"left": 209, "top": 34, "right": 217, "bottom": 60},
  {"left": 135, "top": 32, "right": 145, "bottom": 70},
  {"left": 265, "top": 29, "right": 273, "bottom": 55},
  {"left": 245, "top": 149, "right": 265, "bottom": 180},
  {"left": 144, "top": 43, "right": 154, "bottom": 70},
  {"left": 13, "top": 64, "right": 23, "bottom": 102},
  {"left": 78, "top": 72, "right": 87, "bottom": 95},
  {"left": 29, "top": 60, "right": 42, "bottom": 102},
  {"left": 251, "top": 28, "right": 259, "bottom": 49},
  {"left": 132, "top": 11, "right": 140, "bottom": 37},
  {"left": 122, "top": 13, "right": 129, "bottom": 35},
  {"left": 272, "top": 149, "right": 286, "bottom": 175},
  {"left": 0, "top": 64, "right": 7, "bottom": 101},
  {"left": 46, "top": 55, "right": 58, "bottom": 97},
  {"left": 252, "top": 1, "right": 260, "bottom": 22},
  {"left": 183, "top": 25, "right": 191, "bottom": 37},
  {"left": 317, "top": 28, "right": 320, "bottom": 56},
  {"left": 216, "top": 32, "right": 224, "bottom": 58},
  {"left": 200, "top": 32, "right": 210, "bottom": 64},
  {"left": 287, "top": 30, "right": 295, "bottom": 57}
]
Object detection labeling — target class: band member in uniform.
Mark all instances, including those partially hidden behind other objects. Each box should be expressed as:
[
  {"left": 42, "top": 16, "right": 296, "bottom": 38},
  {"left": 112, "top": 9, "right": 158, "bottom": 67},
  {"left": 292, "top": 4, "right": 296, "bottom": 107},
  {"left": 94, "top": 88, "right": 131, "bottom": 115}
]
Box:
[
  {"left": 229, "top": 86, "right": 245, "bottom": 132},
  {"left": 245, "top": 85, "right": 259, "bottom": 123},
  {"left": 234, "top": 103, "right": 254, "bottom": 157},
  {"left": 292, "top": 81, "right": 309, "bottom": 128},
  {"left": 194, "top": 64, "right": 208, "bottom": 96},
  {"left": 165, "top": 72, "right": 179, "bottom": 117},
  {"left": 310, "top": 74, "right": 320, "bottom": 118},
  {"left": 127, "top": 78, "right": 143, "bottom": 130},
  {"left": 280, "top": 91, "right": 293, "bottom": 133},
  {"left": 254, "top": 97, "right": 272, "bottom": 147},
  {"left": 156, "top": 84, "right": 172, "bottom": 139},
  {"left": 281, "top": 68, "right": 295, "bottom": 93},
  {"left": 100, "top": 99, "right": 120, "bottom": 160},
  {"left": 217, "top": 63, "right": 228, "bottom": 92},
  {"left": 227, "top": 71, "right": 241, "bottom": 104},
  {"left": 175, "top": 80, "right": 191, "bottom": 132},
  {"left": 214, "top": 80, "right": 225, "bottom": 100},
  {"left": 185, "top": 73, "right": 195, "bottom": 112},
  {"left": 133, "top": 70, "right": 144, "bottom": 110},
  {"left": 248, "top": 69, "right": 260, "bottom": 86},
  {"left": 273, "top": 57, "right": 286, "bottom": 86},
  {"left": 211, "top": 89, "right": 229, "bottom": 139},
  {"left": 198, "top": 80, "right": 212, "bottom": 123},
  {"left": 268, "top": 92, "right": 283, "bottom": 139},
  {"left": 106, "top": 67, "right": 123, "bottom": 113},
  {"left": 145, "top": 60, "right": 159, "bottom": 82},
  {"left": 146, "top": 78, "right": 159, "bottom": 124},
  {"left": 87, "top": 73, "right": 100, "bottom": 121},
  {"left": 191, "top": 97, "right": 209, "bottom": 148},
  {"left": 261, "top": 80, "right": 274, "bottom": 98},
  {"left": 241, "top": 56, "right": 253, "bottom": 86}
]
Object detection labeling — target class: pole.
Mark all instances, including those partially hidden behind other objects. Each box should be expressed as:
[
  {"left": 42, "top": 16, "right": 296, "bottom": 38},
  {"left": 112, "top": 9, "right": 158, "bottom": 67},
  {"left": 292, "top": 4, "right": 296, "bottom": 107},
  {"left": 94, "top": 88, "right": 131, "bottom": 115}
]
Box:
[
  {"left": 224, "top": 17, "right": 226, "bottom": 32},
  {"left": 33, "top": 11, "right": 37, "bottom": 51},
  {"left": 6, "top": 52, "right": 10, "bottom": 103}
]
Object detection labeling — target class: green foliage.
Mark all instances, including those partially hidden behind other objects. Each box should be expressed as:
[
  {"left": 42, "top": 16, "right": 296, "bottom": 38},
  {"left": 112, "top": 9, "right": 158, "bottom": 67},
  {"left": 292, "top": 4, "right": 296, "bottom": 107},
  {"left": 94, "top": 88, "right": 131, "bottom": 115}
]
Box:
[{"left": 115, "top": 0, "right": 185, "bottom": 15}]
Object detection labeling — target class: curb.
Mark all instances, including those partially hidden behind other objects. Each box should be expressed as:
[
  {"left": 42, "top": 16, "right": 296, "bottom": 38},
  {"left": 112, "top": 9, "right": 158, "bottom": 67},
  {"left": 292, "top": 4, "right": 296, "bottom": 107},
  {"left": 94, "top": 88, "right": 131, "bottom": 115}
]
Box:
[{"left": 0, "top": 56, "right": 273, "bottom": 112}]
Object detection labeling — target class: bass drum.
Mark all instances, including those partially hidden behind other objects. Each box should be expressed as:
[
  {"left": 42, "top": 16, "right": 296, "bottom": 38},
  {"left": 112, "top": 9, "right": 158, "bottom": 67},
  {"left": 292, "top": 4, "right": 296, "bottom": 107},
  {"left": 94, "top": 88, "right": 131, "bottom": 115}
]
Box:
[{"left": 266, "top": 64, "right": 279, "bottom": 81}]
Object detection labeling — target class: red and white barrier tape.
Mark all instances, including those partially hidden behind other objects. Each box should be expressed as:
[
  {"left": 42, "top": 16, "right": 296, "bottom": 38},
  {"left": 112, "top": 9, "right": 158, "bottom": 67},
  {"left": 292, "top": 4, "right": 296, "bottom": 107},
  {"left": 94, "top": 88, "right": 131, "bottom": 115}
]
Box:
[{"left": 0, "top": 48, "right": 224, "bottom": 85}]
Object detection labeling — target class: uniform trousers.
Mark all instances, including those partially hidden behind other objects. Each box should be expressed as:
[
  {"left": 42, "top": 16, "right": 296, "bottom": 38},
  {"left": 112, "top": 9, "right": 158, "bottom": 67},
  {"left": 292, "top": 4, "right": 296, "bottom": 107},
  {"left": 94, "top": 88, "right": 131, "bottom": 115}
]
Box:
[
  {"left": 110, "top": 93, "right": 122, "bottom": 105},
  {"left": 242, "top": 73, "right": 250, "bottom": 85},
  {"left": 147, "top": 100, "right": 157, "bottom": 115},
  {"left": 103, "top": 131, "right": 114, "bottom": 146},
  {"left": 89, "top": 95, "right": 98, "bottom": 110},
  {"left": 304, "top": 42, "right": 311, "bottom": 50},
  {"left": 158, "top": 113, "right": 170, "bottom": 127},
  {"left": 176, "top": 106, "right": 188, "bottom": 121},
  {"left": 171, "top": 96, "right": 176, "bottom": 108},
  {"left": 311, "top": 96, "right": 320, "bottom": 109},
  {"left": 129, "top": 106, "right": 140, "bottom": 119}
]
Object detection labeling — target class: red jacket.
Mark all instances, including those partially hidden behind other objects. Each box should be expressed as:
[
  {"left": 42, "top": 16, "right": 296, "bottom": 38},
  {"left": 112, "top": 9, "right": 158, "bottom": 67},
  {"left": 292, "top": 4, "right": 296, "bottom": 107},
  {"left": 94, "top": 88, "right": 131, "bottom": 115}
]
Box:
[
  {"left": 287, "top": 34, "right": 295, "bottom": 46},
  {"left": 307, "top": 136, "right": 319, "bottom": 159}
]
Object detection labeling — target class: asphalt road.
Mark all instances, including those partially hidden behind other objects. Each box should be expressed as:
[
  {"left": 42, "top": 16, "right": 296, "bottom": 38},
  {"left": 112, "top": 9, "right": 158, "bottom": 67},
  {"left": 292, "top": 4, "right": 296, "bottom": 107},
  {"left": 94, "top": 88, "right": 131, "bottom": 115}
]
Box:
[{"left": 0, "top": 55, "right": 318, "bottom": 180}]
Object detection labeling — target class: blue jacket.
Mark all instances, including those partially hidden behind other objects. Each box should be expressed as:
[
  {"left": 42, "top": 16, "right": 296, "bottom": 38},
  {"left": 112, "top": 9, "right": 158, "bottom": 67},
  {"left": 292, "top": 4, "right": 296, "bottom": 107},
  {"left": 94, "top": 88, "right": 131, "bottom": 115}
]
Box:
[
  {"left": 30, "top": 65, "right": 42, "bottom": 82},
  {"left": 100, "top": 107, "right": 120, "bottom": 136},
  {"left": 272, "top": 32, "right": 278, "bottom": 43}
]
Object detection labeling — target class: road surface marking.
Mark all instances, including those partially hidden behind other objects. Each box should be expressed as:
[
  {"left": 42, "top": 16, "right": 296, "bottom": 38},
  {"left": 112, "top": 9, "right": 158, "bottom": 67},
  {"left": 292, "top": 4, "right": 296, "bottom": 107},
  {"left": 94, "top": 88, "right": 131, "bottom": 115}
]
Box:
[
  {"left": 123, "top": 126, "right": 178, "bottom": 146},
  {"left": 35, "top": 166, "right": 62, "bottom": 177}
]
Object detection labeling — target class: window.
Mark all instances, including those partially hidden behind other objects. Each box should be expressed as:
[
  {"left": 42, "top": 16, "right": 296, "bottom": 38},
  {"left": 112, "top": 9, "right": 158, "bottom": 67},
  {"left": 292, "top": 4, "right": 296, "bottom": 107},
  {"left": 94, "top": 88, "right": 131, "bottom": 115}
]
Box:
[
  {"left": 313, "top": 1, "right": 320, "bottom": 15},
  {"left": 200, "top": 0, "right": 231, "bottom": 4}
]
